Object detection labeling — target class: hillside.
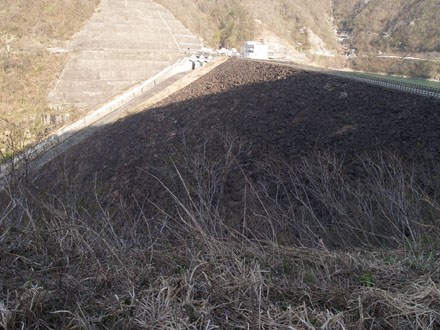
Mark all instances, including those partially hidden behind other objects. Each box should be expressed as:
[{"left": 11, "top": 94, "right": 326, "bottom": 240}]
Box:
[
  {"left": 0, "top": 0, "right": 202, "bottom": 156},
  {"left": 155, "top": 0, "right": 440, "bottom": 78},
  {"left": 3, "top": 59, "right": 439, "bottom": 328},
  {"left": 1, "top": 0, "right": 439, "bottom": 154},
  {"left": 1, "top": 2, "right": 440, "bottom": 327},
  {"left": 0, "top": 0, "right": 99, "bottom": 152},
  {"left": 333, "top": 0, "right": 440, "bottom": 54},
  {"left": 155, "top": 0, "right": 439, "bottom": 55},
  {"left": 38, "top": 59, "right": 440, "bottom": 209},
  {"left": 47, "top": 0, "right": 201, "bottom": 111},
  {"left": 333, "top": 0, "right": 440, "bottom": 78},
  {"left": 154, "top": 0, "right": 339, "bottom": 51}
]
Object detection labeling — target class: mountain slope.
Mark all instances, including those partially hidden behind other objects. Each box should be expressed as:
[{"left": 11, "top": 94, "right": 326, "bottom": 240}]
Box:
[
  {"left": 154, "top": 0, "right": 339, "bottom": 51},
  {"left": 333, "top": 0, "right": 440, "bottom": 54},
  {"left": 0, "top": 0, "right": 99, "bottom": 150},
  {"left": 155, "top": 0, "right": 439, "bottom": 56}
]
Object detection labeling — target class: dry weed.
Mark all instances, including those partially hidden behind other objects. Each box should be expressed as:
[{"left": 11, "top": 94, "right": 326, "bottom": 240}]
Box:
[{"left": 1, "top": 137, "right": 439, "bottom": 328}]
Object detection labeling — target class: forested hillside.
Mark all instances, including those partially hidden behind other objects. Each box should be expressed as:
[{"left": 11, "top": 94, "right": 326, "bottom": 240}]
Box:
[
  {"left": 154, "top": 0, "right": 338, "bottom": 51},
  {"left": 333, "top": 0, "right": 440, "bottom": 54},
  {"left": 156, "top": 0, "right": 439, "bottom": 56},
  {"left": 155, "top": 0, "right": 439, "bottom": 78}
]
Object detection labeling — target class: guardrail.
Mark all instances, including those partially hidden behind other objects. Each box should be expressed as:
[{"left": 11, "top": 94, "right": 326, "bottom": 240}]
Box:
[
  {"left": 330, "top": 71, "right": 440, "bottom": 99},
  {"left": 255, "top": 59, "right": 440, "bottom": 99}
]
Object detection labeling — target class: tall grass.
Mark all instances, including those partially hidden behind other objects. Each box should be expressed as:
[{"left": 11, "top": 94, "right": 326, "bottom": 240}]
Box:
[{"left": 1, "top": 135, "right": 440, "bottom": 328}]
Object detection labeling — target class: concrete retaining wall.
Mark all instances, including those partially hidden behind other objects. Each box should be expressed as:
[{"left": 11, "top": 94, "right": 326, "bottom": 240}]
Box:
[{"left": 48, "top": 0, "right": 202, "bottom": 111}]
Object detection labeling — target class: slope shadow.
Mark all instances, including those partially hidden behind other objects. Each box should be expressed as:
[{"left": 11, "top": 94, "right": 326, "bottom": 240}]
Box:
[{"left": 36, "top": 60, "right": 440, "bottom": 203}]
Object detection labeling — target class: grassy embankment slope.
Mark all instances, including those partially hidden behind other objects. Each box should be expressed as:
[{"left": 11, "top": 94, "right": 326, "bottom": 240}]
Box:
[{"left": 0, "top": 0, "right": 99, "bottom": 155}]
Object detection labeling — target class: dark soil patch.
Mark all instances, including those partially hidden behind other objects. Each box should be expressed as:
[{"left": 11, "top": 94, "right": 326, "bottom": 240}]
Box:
[{"left": 37, "top": 58, "right": 440, "bottom": 204}]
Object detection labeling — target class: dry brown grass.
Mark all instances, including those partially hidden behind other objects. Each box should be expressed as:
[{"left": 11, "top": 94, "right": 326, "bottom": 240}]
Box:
[
  {"left": 0, "top": 0, "right": 100, "bottom": 46},
  {"left": 1, "top": 136, "right": 439, "bottom": 329},
  {"left": 0, "top": 52, "right": 67, "bottom": 145},
  {"left": 0, "top": 0, "right": 99, "bottom": 151}
]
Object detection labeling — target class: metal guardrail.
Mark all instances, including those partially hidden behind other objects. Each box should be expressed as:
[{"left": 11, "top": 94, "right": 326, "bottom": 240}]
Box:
[
  {"left": 329, "top": 71, "right": 440, "bottom": 99},
  {"left": 255, "top": 59, "right": 440, "bottom": 99}
]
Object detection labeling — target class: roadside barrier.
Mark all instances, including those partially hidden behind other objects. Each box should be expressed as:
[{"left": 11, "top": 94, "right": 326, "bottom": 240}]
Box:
[
  {"left": 255, "top": 58, "right": 440, "bottom": 99},
  {"left": 330, "top": 71, "right": 440, "bottom": 99}
]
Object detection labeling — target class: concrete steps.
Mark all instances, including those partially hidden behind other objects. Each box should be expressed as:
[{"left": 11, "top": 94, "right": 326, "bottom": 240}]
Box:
[
  {"left": 70, "top": 40, "right": 180, "bottom": 51},
  {"left": 76, "top": 50, "right": 184, "bottom": 61},
  {"left": 72, "top": 59, "right": 171, "bottom": 71},
  {"left": 48, "top": 0, "right": 202, "bottom": 111},
  {"left": 52, "top": 80, "right": 139, "bottom": 92},
  {"left": 56, "top": 68, "right": 161, "bottom": 81}
]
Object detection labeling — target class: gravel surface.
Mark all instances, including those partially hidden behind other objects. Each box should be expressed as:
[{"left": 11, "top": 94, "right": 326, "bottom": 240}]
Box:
[{"left": 38, "top": 58, "right": 440, "bottom": 202}]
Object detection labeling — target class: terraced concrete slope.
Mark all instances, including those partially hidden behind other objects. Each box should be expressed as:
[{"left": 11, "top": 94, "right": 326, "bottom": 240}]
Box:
[{"left": 48, "top": 0, "right": 202, "bottom": 111}]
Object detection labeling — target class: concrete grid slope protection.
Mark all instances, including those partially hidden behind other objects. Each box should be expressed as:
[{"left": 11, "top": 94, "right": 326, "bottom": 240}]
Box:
[{"left": 48, "top": 0, "right": 202, "bottom": 111}]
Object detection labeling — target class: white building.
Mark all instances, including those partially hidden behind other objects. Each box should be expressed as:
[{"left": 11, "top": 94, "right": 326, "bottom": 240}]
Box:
[{"left": 242, "top": 41, "right": 269, "bottom": 60}]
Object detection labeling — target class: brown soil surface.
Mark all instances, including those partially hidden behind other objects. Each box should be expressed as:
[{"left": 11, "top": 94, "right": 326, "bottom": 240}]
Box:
[{"left": 38, "top": 58, "right": 440, "bottom": 202}]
